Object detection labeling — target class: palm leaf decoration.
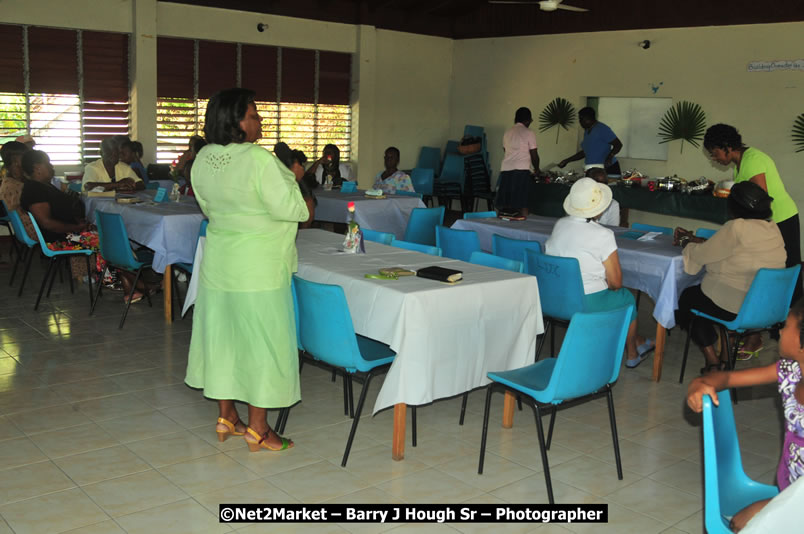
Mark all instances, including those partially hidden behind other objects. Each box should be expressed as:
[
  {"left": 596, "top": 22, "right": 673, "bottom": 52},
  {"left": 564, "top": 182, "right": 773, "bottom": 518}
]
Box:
[
  {"left": 793, "top": 113, "right": 804, "bottom": 153},
  {"left": 658, "top": 101, "right": 706, "bottom": 153},
  {"left": 539, "top": 98, "right": 576, "bottom": 143}
]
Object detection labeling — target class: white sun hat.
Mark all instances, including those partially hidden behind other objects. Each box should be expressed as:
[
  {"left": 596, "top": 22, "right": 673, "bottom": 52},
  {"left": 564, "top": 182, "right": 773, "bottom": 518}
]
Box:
[{"left": 563, "top": 177, "right": 613, "bottom": 219}]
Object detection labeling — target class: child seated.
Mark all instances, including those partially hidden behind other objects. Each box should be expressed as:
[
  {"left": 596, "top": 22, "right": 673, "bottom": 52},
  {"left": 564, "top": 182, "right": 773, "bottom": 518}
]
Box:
[{"left": 687, "top": 304, "right": 804, "bottom": 532}]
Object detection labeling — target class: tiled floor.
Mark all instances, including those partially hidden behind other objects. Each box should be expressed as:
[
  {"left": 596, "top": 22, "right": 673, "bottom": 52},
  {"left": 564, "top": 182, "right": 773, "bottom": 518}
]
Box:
[{"left": 0, "top": 251, "right": 785, "bottom": 533}]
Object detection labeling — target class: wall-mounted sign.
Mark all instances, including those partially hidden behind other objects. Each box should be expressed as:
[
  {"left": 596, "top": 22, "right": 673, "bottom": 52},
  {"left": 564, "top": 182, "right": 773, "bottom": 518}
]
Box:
[{"left": 747, "top": 60, "right": 804, "bottom": 72}]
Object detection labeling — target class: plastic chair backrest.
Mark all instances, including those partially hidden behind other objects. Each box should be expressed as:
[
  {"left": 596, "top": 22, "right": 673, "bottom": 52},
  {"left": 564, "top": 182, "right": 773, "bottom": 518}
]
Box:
[
  {"left": 199, "top": 219, "right": 208, "bottom": 237},
  {"left": 390, "top": 239, "right": 442, "bottom": 256},
  {"left": 146, "top": 182, "right": 160, "bottom": 190},
  {"left": 291, "top": 279, "right": 303, "bottom": 351},
  {"left": 293, "top": 276, "right": 365, "bottom": 372},
  {"left": 361, "top": 228, "right": 394, "bottom": 245},
  {"left": 695, "top": 228, "right": 717, "bottom": 239},
  {"left": 631, "top": 222, "right": 673, "bottom": 235},
  {"left": 340, "top": 181, "right": 357, "bottom": 193},
  {"left": 27, "top": 213, "right": 78, "bottom": 258},
  {"left": 410, "top": 168, "right": 434, "bottom": 196},
  {"left": 439, "top": 153, "right": 465, "bottom": 187},
  {"left": 417, "top": 147, "right": 441, "bottom": 177},
  {"left": 464, "top": 125, "right": 484, "bottom": 138},
  {"left": 731, "top": 266, "right": 801, "bottom": 330},
  {"left": 445, "top": 140, "right": 460, "bottom": 155},
  {"left": 702, "top": 392, "right": 779, "bottom": 533},
  {"left": 403, "top": 206, "right": 445, "bottom": 246},
  {"left": 436, "top": 225, "right": 481, "bottom": 262},
  {"left": 492, "top": 234, "right": 542, "bottom": 263},
  {"left": 546, "top": 307, "right": 632, "bottom": 400},
  {"left": 67, "top": 182, "right": 83, "bottom": 193},
  {"left": 5, "top": 205, "right": 36, "bottom": 247},
  {"left": 463, "top": 211, "right": 496, "bottom": 220},
  {"left": 525, "top": 250, "right": 586, "bottom": 321},
  {"left": 395, "top": 190, "right": 423, "bottom": 199},
  {"left": 95, "top": 211, "right": 145, "bottom": 270},
  {"left": 470, "top": 251, "right": 522, "bottom": 273}
]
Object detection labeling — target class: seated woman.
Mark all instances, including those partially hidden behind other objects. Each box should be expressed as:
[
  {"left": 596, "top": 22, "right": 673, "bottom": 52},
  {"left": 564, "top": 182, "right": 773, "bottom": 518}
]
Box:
[
  {"left": 174, "top": 135, "right": 206, "bottom": 180},
  {"left": 82, "top": 137, "right": 143, "bottom": 192},
  {"left": 674, "top": 181, "right": 786, "bottom": 374},
  {"left": 274, "top": 143, "right": 316, "bottom": 228},
  {"left": 307, "top": 144, "right": 352, "bottom": 187},
  {"left": 0, "top": 141, "right": 36, "bottom": 240},
  {"left": 545, "top": 178, "right": 653, "bottom": 368},
  {"left": 120, "top": 140, "right": 147, "bottom": 182},
  {"left": 373, "top": 146, "right": 415, "bottom": 195}
]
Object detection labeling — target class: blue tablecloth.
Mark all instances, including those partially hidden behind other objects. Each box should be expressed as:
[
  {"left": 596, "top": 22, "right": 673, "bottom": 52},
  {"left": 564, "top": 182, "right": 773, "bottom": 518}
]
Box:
[
  {"left": 83, "top": 190, "right": 205, "bottom": 273},
  {"left": 314, "top": 190, "right": 425, "bottom": 239}
]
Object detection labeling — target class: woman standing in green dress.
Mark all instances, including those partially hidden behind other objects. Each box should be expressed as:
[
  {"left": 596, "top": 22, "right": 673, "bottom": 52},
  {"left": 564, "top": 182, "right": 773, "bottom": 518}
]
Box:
[{"left": 185, "top": 88, "right": 309, "bottom": 451}]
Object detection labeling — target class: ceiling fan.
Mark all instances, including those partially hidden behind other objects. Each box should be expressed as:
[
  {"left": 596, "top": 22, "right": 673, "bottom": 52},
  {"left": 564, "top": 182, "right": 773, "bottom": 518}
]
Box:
[{"left": 488, "top": 0, "right": 589, "bottom": 12}]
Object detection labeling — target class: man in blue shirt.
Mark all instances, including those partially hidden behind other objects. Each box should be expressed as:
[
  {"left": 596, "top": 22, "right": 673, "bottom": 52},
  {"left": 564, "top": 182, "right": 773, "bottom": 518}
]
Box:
[{"left": 559, "top": 107, "right": 623, "bottom": 176}]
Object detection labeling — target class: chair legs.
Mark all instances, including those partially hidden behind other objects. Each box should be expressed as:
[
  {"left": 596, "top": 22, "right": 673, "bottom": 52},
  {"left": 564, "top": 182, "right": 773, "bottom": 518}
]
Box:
[
  {"left": 545, "top": 405, "right": 557, "bottom": 450},
  {"left": 459, "top": 392, "right": 469, "bottom": 425},
  {"left": 119, "top": 267, "right": 144, "bottom": 329},
  {"left": 342, "top": 371, "right": 374, "bottom": 467},
  {"left": 85, "top": 255, "right": 93, "bottom": 312},
  {"left": 34, "top": 257, "right": 58, "bottom": 310},
  {"left": 91, "top": 266, "right": 107, "bottom": 315},
  {"left": 678, "top": 320, "right": 694, "bottom": 383},
  {"left": 478, "top": 385, "right": 493, "bottom": 476},
  {"left": 605, "top": 386, "right": 624, "bottom": 480},
  {"left": 17, "top": 247, "right": 35, "bottom": 297}
]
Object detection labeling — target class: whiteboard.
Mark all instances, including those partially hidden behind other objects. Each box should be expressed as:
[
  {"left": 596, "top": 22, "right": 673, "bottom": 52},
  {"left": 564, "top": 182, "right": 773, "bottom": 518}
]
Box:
[{"left": 596, "top": 97, "right": 671, "bottom": 161}]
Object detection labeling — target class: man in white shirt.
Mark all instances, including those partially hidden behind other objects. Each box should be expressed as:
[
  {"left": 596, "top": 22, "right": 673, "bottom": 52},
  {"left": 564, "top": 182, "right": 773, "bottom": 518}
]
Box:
[
  {"left": 82, "top": 137, "right": 143, "bottom": 192},
  {"left": 587, "top": 167, "right": 620, "bottom": 226},
  {"left": 307, "top": 144, "right": 352, "bottom": 186},
  {"left": 497, "top": 107, "right": 540, "bottom": 217}
]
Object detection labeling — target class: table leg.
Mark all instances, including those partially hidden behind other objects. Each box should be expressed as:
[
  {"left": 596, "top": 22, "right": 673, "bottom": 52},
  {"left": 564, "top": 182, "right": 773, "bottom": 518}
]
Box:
[
  {"left": 163, "top": 264, "right": 172, "bottom": 323},
  {"left": 652, "top": 323, "right": 667, "bottom": 382},
  {"left": 392, "top": 403, "right": 406, "bottom": 461},
  {"left": 502, "top": 391, "right": 515, "bottom": 428}
]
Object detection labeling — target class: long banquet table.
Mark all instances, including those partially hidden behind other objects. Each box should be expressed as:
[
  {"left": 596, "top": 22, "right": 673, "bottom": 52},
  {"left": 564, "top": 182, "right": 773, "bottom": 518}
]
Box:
[
  {"left": 296, "top": 229, "right": 544, "bottom": 460},
  {"left": 83, "top": 190, "right": 205, "bottom": 322},
  {"left": 314, "top": 190, "right": 425, "bottom": 239},
  {"left": 452, "top": 215, "right": 704, "bottom": 382}
]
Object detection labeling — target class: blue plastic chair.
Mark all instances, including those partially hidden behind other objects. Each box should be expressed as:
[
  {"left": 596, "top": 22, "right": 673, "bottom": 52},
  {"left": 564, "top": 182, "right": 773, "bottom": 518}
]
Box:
[
  {"left": 416, "top": 148, "right": 441, "bottom": 178},
  {"left": 436, "top": 225, "right": 481, "bottom": 262},
  {"left": 410, "top": 168, "right": 434, "bottom": 199},
  {"left": 702, "top": 391, "right": 779, "bottom": 533},
  {"left": 340, "top": 181, "right": 357, "bottom": 193},
  {"left": 464, "top": 125, "right": 484, "bottom": 138},
  {"left": 172, "top": 219, "right": 209, "bottom": 319},
  {"left": 361, "top": 228, "right": 394, "bottom": 245},
  {"left": 469, "top": 251, "right": 522, "bottom": 273},
  {"left": 525, "top": 249, "right": 586, "bottom": 359},
  {"left": 395, "top": 190, "right": 423, "bottom": 199},
  {"left": 696, "top": 228, "right": 717, "bottom": 239},
  {"left": 402, "top": 206, "right": 445, "bottom": 246},
  {"left": 390, "top": 239, "right": 442, "bottom": 256},
  {"left": 492, "top": 234, "right": 542, "bottom": 264},
  {"left": 631, "top": 222, "right": 673, "bottom": 235},
  {"left": 67, "top": 182, "right": 83, "bottom": 193},
  {"left": 478, "top": 307, "right": 633, "bottom": 504},
  {"left": 439, "top": 153, "right": 465, "bottom": 190},
  {"left": 27, "top": 212, "right": 94, "bottom": 312},
  {"left": 463, "top": 211, "right": 496, "bottom": 220},
  {"left": 145, "top": 182, "right": 160, "bottom": 190},
  {"left": 91, "top": 211, "right": 155, "bottom": 328},
  {"left": 679, "top": 265, "right": 801, "bottom": 383},
  {"left": 444, "top": 140, "right": 460, "bottom": 155},
  {"left": 5, "top": 204, "right": 38, "bottom": 296},
  {"left": 293, "top": 276, "right": 417, "bottom": 467}
]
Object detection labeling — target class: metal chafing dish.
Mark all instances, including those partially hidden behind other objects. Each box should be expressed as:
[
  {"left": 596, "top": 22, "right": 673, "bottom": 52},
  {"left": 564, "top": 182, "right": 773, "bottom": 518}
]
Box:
[{"left": 656, "top": 177, "right": 682, "bottom": 192}]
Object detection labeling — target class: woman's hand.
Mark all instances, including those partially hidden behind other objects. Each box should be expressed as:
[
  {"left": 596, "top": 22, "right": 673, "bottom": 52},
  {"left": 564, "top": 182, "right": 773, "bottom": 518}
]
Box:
[
  {"left": 686, "top": 377, "right": 718, "bottom": 413},
  {"left": 673, "top": 227, "right": 693, "bottom": 246}
]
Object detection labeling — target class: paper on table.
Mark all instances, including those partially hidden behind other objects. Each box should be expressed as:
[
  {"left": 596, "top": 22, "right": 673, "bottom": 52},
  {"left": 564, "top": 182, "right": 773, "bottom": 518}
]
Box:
[{"left": 637, "top": 231, "right": 661, "bottom": 242}]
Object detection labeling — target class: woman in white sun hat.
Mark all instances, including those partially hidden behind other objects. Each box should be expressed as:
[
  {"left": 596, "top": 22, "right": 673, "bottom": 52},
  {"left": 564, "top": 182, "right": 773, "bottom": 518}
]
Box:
[{"left": 545, "top": 178, "right": 654, "bottom": 368}]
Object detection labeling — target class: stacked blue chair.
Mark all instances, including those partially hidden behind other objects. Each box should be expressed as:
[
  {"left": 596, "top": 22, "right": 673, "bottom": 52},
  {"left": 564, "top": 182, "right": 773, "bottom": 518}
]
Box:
[
  {"left": 436, "top": 225, "right": 481, "bottom": 262},
  {"left": 478, "top": 307, "right": 633, "bottom": 504},
  {"left": 410, "top": 168, "right": 435, "bottom": 201},
  {"left": 463, "top": 211, "right": 496, "bottom": 220},
  {"left": 417, "top": 147, "right": 441, "bottom": 178},
  {"left": 469, "top": 251, "right": 522, "bottom": 273},
  {"left": 5, "top": 204, "right": 38, "bottom": 296},
  {"left": 696, "top": 228, "right": 717, "bottom": 239},
  {"left": 525, "top": 249, "right": 586, "bottom": 359},
  {"left": 390, "top": 239, "right": 442, "bottom": 256},
  {"left": 444, "top": 140, "right": 460, "bottom": 155},
  {"left": 492, "top": 234, "right": 542, "bottom": 264},
  {"left": 27, "top": 213, "right": 95, "bottom": 312},
  {"left": 172, "top": 219, "right": 209, "bottom": 319},
  {"left": 679, "top": 266, "right": 801, "bottom": 383},
  {"left": 361, "top": 228, "right": 394, "bottom": 245},
  {"left": 293, "top": 276, "right": 417, "bottom": 466},
  {"left": 92, "top": 211, "right": 155, "bottom": 328},
  {"left": 395, "top": 190, "right": 423, "bottom": 199},
  {"left": 402, "top": 206, "right": 445, "bottom": 246},
  {"left": 631, "top": 222, "right": 673, "bottom": 235},
  {"left": 434, "top": 153, "right": 465, "bottom": 209},
  {"left": 702, "top": 392, "right": 778, "bottom": 533}
]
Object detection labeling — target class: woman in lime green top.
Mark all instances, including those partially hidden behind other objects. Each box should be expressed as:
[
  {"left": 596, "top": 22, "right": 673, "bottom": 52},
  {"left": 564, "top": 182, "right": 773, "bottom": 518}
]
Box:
[
  {"left": 704, "top": 124, "right": 802, "bottom": 350},
  {"left": 185, "top": 89, "right": 309, "bottom": 452}
]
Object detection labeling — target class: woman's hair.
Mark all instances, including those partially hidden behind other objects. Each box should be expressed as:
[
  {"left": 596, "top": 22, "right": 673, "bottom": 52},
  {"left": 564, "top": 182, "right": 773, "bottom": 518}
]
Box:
[
  {"left": 1, "top": 141, "right": 27, "bottom": 167},
  {"left": 100, "top": 137, "right": 119, "bottom": 158},
  {"left": 204, "top": 88, "right": 256, "bottom": 145},
  {"left": 323, "top": 143, "right": 339, "bottom": 156},
  {"left": 578, "top": 107, "right": 596, "bottom": 121},
  {"left": 514, "top": 107, "right": 532, "bottom": 123},
  {"left": 130, "top": 141, "right": 144, "bottom": 157},
  {"left": 190, "top": 137, "right": 207, "bottom": 154},
  {"left": 21, "top": 150, "right": 49, "bottom": 176},
  {"left": 789, "top": 303, "right": 804, "bottom": 349},
  {"left": 385, "top": 146, "right": 400, "bottom": 159},
  {"left": 292, "top": 149, "right": 307, "bottom": 166},
  {"left": 703, "top": 124, "right": 746, "bottom": 151},
  {"left": 727, "top": 181, "right": 773, "bottom": 220}
]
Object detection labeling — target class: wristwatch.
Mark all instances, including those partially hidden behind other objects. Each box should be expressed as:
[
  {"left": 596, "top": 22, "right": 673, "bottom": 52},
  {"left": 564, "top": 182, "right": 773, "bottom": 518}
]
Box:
[{"left": 679, "top": 235, "right": 691, "bottom": 248}]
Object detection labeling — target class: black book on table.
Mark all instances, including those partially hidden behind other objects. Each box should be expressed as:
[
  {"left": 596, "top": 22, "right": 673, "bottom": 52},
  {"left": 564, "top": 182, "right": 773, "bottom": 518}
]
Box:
[{"left": 416, "top": 266, "right": 463, "bottom": 283}]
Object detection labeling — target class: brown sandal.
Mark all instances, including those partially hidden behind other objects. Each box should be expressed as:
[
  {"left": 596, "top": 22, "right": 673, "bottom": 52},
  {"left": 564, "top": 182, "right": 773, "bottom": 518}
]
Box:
[
  {"left": 244, "top": 426, "right": 293, "bottom": 452},
  {"left": 215, "top": 417, "right": 245, "bottom": 442}
]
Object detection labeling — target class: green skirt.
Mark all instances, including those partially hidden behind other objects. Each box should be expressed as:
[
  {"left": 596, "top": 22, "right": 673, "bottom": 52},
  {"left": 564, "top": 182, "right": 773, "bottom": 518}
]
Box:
[{"left": 185, "top": 283, "right": 300, "bottom": 408}]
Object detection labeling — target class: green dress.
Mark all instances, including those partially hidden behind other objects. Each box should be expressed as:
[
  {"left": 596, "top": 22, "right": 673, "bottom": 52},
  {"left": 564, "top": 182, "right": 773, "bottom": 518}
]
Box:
[{"left": 185, "top": 142, "right": 309, "bottom": 408}]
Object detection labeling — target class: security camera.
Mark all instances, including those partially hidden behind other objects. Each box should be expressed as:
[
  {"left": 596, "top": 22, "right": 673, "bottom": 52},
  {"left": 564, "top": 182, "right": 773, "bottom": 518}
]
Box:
[
  {"left": 640, "top": 40, "right": 651, "bottom": 49},
  {"left": 257, "top": 23, "right": 267, "bottom": 32}
]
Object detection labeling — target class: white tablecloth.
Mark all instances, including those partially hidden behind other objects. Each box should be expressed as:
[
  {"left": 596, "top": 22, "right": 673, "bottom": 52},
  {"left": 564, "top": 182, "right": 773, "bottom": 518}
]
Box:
[
  {"left": 83, "top": 190, "right": 205, "bottom": 273},
  {"left": 452, "top": 216, "right": 703, "bottom": 329},
  {"left": 314, "top": 190, "right": 425, "bottom": 239}
]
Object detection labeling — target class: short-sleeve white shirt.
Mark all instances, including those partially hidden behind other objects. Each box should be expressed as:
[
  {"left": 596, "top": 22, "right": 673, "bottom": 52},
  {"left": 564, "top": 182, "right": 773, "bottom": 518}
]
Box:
[
  {"left": 501, "top": 123, "right": 538, "bottom": 172},
  {"left": 597, "top": 199, "right": 620, "bottom": 227},
  {"left": 82, "top": 159, "right": 141, "bottom": 190},
  {"left": 314, "top": 162, "right": 353, "bottom": 184},
  {"left": 545, "top": 215, "right": 618, "bottom": 294}
]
